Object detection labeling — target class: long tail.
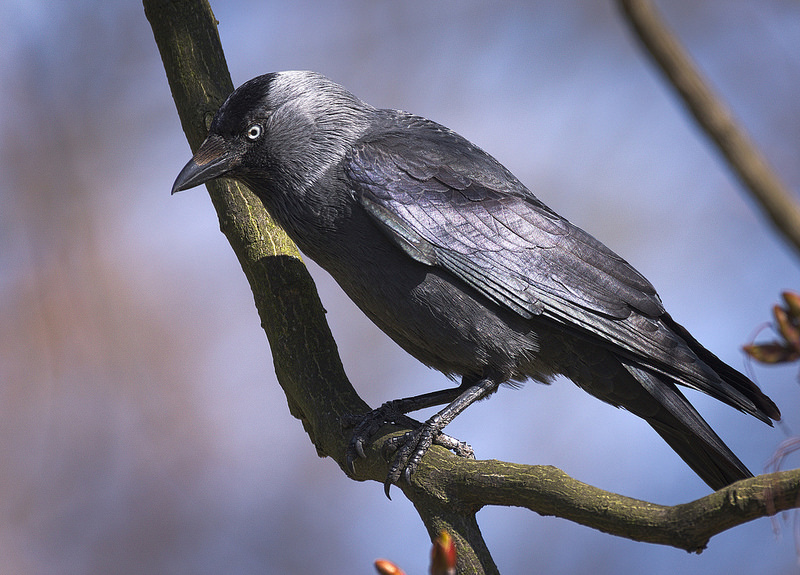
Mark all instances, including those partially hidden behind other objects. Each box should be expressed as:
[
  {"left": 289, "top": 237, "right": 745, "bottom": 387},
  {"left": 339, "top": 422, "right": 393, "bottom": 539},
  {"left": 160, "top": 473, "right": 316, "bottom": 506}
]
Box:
[
  {"left": 622, "top": 362, "right": 752, "bottom": 490},
  {"left": 660, "top": 313, "right": 781, "bottom": 423}
]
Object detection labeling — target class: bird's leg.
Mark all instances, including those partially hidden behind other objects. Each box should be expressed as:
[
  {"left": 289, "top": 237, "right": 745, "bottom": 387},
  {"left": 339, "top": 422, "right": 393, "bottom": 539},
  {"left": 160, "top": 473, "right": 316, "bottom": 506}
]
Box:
[
  {"left": 344, "top": 386, "right": 469, "bottom": 473},
  {"left": 382, "top": 373, "right": 501, "bottom": 497}
]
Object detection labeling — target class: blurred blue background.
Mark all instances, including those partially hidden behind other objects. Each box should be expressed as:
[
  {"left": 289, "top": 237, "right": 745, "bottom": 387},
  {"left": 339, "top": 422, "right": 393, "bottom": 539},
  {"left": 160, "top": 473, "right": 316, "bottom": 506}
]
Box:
[{"left": 1, "top": 1, "right": 799, "bottom": 573}]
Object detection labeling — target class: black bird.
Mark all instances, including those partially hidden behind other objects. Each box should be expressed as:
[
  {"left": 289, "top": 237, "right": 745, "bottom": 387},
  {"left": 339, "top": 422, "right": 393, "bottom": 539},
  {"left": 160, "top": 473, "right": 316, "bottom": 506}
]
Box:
[{"left": 173, "top": 71, "right": 780, "bottom": 494}]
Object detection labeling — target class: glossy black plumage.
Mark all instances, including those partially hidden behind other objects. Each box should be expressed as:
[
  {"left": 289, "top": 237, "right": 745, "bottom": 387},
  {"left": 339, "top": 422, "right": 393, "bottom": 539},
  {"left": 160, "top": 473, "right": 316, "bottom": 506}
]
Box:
[{"left": 173, "top": 71, "right": 779, "bottom": 491}]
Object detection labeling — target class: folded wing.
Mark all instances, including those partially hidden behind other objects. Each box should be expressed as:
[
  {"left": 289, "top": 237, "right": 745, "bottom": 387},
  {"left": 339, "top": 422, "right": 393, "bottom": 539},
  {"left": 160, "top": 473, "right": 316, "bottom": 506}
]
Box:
[{"left": 345, "top": 117, "right": 777, "bottom": 423}]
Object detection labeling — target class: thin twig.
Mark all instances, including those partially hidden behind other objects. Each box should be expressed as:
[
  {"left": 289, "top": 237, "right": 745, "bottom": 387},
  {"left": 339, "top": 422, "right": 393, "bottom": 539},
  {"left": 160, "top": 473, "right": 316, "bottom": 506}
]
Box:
[{"left": 619, "top": 0, "right": 800, "bottom": 256}]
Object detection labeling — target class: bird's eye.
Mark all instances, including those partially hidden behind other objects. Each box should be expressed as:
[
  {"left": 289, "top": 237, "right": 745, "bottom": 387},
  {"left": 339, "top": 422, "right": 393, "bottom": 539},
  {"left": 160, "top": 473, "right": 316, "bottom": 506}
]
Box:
[{"left": 246, "top": 124, "right": 263, "bottom": 141}]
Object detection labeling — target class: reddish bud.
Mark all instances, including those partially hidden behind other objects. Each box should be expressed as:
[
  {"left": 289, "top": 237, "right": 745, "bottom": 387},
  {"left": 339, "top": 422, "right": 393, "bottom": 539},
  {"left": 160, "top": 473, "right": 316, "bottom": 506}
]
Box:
[
  {"left": 374, "top": 559, "right": 406, "bottom": 575},
  {"left": 430, "top": 531, "right": 457, "bottom": 575}
]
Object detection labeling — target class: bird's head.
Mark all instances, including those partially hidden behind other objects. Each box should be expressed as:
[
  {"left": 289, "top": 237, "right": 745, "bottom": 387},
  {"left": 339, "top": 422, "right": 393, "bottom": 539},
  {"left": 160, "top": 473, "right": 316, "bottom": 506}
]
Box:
[{"left": 172, "top": 71, "right": 374, "bottom": 195}]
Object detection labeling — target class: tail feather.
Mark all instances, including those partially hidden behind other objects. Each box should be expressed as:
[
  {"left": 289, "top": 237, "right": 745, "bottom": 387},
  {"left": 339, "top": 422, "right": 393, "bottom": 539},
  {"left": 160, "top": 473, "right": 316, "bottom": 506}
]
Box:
[
  {"left": 661, "top": 313, "right": 781, "bottom": 423},
  {"left": 649, "top": 418, "right": 752, "bottom": 490},
  {"left": 622, "top": 362, "right": 752, "bottom": 490}
]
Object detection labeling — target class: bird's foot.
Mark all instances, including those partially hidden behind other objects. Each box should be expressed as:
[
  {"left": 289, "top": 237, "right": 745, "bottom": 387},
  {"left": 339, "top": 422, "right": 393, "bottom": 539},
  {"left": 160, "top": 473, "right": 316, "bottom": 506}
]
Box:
[
  {"left": 343, "top": 400, "right": 420, "bottom": 472},
  {"left": 381, "top": 413, "right": 474, "bottom": 497},
  {"left": 343, "top": 404, "right": 474, "bottom": 498}
]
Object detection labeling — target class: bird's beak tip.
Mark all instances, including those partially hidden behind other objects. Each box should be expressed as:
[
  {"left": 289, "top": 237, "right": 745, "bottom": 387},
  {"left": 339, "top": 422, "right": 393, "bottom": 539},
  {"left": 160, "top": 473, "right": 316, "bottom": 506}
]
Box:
[
  {"left": 171, "top": 159, "right": 199, "bottom": 195},
  {"left": 171, "top": 135, "right": 235, "bottom": 196}
]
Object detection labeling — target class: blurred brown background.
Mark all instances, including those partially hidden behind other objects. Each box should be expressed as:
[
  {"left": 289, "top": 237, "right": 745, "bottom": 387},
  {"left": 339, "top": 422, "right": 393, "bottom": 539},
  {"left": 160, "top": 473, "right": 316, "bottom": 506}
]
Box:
[{"left": 1, "top": 1, "right": 799, "bottom": 573}]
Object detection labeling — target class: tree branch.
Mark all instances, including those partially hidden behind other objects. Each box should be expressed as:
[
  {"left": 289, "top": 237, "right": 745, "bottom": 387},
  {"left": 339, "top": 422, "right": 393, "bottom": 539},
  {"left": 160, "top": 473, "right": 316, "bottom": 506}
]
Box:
[
  {"left": 618, "top": 0, "right": 800, "bottom": 256},
  {"left": 146, "top": 1, "right": 800, "bottom": 572},
  {"left": 425, "top": 460, "right": 800, "bottom": 552}
]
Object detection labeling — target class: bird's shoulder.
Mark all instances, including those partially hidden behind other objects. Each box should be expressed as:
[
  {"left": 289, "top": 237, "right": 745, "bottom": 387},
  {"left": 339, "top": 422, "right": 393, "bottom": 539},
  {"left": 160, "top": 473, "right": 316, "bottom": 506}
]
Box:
[{"left": 353, "top": 110, "right": 540, "bottom": 202}]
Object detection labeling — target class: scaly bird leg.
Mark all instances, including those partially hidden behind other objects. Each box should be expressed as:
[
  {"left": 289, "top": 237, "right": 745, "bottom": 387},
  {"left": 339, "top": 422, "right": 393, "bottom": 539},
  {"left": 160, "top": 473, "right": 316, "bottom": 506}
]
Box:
[{"left": 344, "top": 373, "right": 500, "bottom": 497}]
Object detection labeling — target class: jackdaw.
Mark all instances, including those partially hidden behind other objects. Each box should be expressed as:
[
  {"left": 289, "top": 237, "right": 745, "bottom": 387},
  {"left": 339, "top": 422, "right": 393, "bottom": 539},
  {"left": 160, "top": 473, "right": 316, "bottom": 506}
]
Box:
[{"left": 173, "top": 71, "right": 779, "bottom": 494}]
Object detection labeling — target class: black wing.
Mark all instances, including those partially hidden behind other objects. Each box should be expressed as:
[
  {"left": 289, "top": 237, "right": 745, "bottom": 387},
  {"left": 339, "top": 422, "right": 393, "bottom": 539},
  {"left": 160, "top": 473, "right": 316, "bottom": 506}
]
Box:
[{"left": 345, "top": 114, "right": 772, "bottom": 420}]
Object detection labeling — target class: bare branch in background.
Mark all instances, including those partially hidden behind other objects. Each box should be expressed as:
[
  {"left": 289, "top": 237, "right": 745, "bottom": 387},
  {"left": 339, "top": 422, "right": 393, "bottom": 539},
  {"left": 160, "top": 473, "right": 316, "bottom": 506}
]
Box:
[{"left": 619, "top": 0, "right": 800, "bottom": 257}]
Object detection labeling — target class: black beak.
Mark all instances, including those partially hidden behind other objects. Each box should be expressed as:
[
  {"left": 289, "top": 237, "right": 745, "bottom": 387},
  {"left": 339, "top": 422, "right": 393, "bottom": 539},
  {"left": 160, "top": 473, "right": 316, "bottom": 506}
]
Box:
[{"left": 171, "top": 134, "right": 240, "bottom": 194}]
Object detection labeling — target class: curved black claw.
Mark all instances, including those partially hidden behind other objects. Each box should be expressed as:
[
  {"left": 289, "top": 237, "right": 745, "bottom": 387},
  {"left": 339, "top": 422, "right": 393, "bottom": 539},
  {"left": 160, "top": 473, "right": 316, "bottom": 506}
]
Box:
[
  {"left": 381, "top": 415, "right": 474, "bottom": 498},
  {"left": 383, "top": 415, "right": 441, "bottom": 497},
  {"left": 344, "top": 406, "right": 474, "bottom": 497},
  {"left": 383, "top": 421, "right": 439, "bottom": 499},
  {"left": 343, "top": 401, "right": 420, "bottom": 475}
]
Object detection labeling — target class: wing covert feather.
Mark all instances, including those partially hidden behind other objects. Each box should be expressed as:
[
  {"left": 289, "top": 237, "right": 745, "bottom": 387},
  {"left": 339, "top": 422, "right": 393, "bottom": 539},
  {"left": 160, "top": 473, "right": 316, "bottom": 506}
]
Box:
[{"left": 347, "top": 135, "right": 663, "bottom": 323}]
